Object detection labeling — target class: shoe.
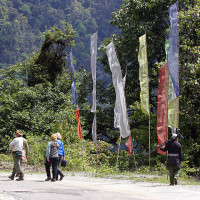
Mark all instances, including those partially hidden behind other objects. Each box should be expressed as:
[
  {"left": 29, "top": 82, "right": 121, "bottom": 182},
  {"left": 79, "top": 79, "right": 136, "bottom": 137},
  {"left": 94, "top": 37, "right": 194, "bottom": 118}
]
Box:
[
  {"left": 60, "top": 174, "right": 65, "bottom": 181},
  {"left": 45, "top": 177, "right": 51, "bottom": 181},
  {"left": 16, "top": 173, "right": 24, "bottom": 181},
  {"left": 8, "top": 173, "right": 15, "bottom": 180},
  {"left": 51, "top": 179, "right": 56, "bottom": 182},
  {"left": 174, "top": 178, "right": 178, "bottom": 185}
]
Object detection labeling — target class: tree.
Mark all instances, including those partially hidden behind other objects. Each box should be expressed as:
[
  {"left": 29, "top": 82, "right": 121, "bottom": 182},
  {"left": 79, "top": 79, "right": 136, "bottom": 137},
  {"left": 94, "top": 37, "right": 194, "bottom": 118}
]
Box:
[
  {"left": 98, "top": 0, "right": 200, "bottom": 167},
  {"left": 0, "top": 23, "right": 77, "bottom": 152},
  {"left": 27, "top": 22, "right": 76, "bottom": 86}
]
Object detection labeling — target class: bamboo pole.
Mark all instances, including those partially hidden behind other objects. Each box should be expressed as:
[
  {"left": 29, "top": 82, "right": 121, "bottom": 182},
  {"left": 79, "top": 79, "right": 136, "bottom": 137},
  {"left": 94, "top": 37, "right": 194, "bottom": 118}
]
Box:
[
  {"left": 81, "top": 138, "right": 85, "bottom": 171},
  {"left": 115, "top": 136, "right": 121, "bottom": 171},
  {"left": 149, "top": 114, "right": 151, "bottom": 171}
]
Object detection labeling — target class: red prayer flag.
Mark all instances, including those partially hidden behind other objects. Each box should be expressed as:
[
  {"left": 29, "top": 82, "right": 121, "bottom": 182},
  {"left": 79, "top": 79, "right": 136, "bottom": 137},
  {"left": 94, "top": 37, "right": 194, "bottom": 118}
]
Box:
[
  {"left": 75, "top": 105, "right": 82, "bottom": 140},
  {"left": 125, "top": 135, "right": 133, "bottom": 157},
  {"left": 157, "top": 63, "right": 169, "bottom": 154}
]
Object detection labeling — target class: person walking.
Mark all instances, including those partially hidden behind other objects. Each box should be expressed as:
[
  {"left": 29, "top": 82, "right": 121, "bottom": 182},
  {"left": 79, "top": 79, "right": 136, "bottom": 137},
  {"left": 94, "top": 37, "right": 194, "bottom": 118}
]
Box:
[
  {"left": 16, "top": 135, "right": 29, "bottom": 177},
  {"left": 9, "top": 130, "right": 24, "bottom": 181},
  {"left": 55, "top": 132, "right": 65, "bottom": 181},
  {"left": 158, "top": 133, "right": 183, "bottom": 185},
  {"left": 45, "top": 134, "right": 59, "bottom": 182}
]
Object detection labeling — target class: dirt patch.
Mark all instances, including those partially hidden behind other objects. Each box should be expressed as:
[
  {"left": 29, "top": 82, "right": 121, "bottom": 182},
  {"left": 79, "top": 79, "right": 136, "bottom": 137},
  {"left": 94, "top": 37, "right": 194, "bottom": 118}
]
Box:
[{"left": 0, "top": 161, "right": 45, "bottom": 173}]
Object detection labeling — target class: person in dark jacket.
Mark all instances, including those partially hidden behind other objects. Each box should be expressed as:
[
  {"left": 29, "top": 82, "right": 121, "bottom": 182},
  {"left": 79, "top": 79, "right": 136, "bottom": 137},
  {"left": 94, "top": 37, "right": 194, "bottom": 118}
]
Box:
[
  {"left": 45, "top": 134, "right": 59, "bottom": 182},
  {"left": 158, "top": 133, "right": 183, "bottom": 185}
]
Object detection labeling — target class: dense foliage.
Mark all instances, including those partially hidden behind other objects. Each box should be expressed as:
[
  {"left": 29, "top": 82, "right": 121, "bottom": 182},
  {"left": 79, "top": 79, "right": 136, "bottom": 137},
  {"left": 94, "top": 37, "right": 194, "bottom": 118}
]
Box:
[
  {"left": 0, "top": 0, "right": 199, "bottom": 176},
  {"left": 0, "top": 0, "right": 122, "bottom": 71},
  {"left": 98, "top": 0, "right": 200, "bottom": 168},
  {"left": 0, "top": 23, "right": 78, "bottom": 151}
]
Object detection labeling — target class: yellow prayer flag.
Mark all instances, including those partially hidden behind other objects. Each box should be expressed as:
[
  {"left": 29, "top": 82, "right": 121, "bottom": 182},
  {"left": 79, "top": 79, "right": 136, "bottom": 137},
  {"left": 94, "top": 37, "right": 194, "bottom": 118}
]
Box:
[
  {"left": 138, "top": 34, "right": 149, "bottom": 115},
  {"left": 168, "top": 97, "right": 179, "bottom": 128}
]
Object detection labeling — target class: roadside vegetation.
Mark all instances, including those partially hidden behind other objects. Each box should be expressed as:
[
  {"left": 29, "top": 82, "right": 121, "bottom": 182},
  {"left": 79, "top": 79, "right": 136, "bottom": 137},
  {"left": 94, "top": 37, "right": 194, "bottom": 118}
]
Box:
[{"left": 0, "top": 0, "right": 199, "bottom": 185}]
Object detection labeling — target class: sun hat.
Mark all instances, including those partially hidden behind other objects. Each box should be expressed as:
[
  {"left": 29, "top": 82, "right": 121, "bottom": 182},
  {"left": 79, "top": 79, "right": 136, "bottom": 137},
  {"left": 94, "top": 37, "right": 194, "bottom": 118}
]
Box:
[{"left": 16, "top": 130, "right": 22, "bottom": 136}]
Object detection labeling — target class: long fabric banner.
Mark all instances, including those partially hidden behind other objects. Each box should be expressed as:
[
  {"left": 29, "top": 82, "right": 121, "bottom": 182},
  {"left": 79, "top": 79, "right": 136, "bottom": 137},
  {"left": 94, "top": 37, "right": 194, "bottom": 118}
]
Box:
[
  {"left": 165, "top": 40, "right": 179, "bottom": 129},
  {"left": 91, "top": 31, "right": 98, "bottom": 144},
  {"left": 167, "top": 2, "right": 179, "bottom": 128},
  {"left": 68, "top": 51, "right": 77, "bottom": 105},
  {"left": 138, "top": 33, "right": 149, "bottom": 115},
  {"left": 75, "top": 105, "right": 82, "bottom": 140},
  {"left": 157, "top": 63, "right": 169, "bottom": 154},
  {"left": 106, "top": 41, "right": 130, "bottom": 138},
  {"left": 68, "top": 51, "right": 82, "bottom": 139},
  {"left": 91, "top": 31, "right": 98, "bottom": 113},
  {"left": 168, "top": 2, "right": 179, "bottom": 97}
]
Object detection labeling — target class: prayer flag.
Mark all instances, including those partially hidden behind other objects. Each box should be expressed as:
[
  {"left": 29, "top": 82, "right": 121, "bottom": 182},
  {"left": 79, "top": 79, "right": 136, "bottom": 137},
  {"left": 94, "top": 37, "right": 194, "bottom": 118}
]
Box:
[
  {"left": 114, "top": 74, "right": 126, "bottom": 129},
  {"left": 167, "top": 2, "right": 179, "bottom": 97},
  {"left": 91, "top": 31, "right": 98, "bottom": 113},
  {"left": 68, "top": 51, "right": 77, "bottom": 105},
  {"left": 75, "top": 105, "right": 82, "bottom": 140},
  {"left": 168, "top": 97, "right": 179, "bottom": 128},
  {"left": 138, "top": 33, "right": 150, "bottom": 115},
  {"left": 157, "top": 63, "right": 169, "bottom": 154},
  {"left": 68, "top": 51, "right": 75, "bottom": 78},
  {"left": 125, "top": 135, "right": 133, "bottom": 157},
  {"left": 106, "top": 41, "right": 130, "bottom": 138}
]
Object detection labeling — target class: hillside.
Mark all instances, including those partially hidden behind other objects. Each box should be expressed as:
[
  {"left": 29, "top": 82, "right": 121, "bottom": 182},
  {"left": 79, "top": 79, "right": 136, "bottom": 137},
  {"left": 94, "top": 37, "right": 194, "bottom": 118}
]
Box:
[{"left": 0, "top": 0, "right": 122, "bottom": 71}]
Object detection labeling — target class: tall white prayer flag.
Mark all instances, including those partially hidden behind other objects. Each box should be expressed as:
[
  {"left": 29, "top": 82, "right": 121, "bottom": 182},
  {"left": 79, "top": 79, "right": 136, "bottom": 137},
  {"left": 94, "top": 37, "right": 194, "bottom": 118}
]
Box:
[
  {"left": 91, "top": 31, "right": 98, "bottom": 113},
  {"left": 106, "top": 41, "right": 130, "bottom": 138},
  {"left": 91, "top": 31, "right": 98, "bottom": 144}
]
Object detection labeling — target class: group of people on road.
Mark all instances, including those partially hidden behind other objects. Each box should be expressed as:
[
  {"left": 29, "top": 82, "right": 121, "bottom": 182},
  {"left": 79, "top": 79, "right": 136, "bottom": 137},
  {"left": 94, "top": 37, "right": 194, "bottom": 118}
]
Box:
[
  {"left": 8, "top": 129, "right": 182, "bottom": 186},
  {"left": 9, "top": 130, "right": 65, "bottom": 182}
]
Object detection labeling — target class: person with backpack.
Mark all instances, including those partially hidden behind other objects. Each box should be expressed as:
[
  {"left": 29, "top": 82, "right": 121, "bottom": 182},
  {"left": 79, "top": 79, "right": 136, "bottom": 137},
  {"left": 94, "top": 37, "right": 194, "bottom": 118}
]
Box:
[{"left": 45, "top": 134, "right": 59, "bottom": 182}]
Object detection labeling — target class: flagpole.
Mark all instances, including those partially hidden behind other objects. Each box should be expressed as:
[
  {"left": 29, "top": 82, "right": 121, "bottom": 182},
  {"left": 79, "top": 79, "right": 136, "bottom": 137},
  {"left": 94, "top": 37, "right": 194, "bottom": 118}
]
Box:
[
  {"left": 81, "top": 138, "right": 85, "bottom": 171},
  {"left": 149, "top": 114, "right": 151, "bottom": 171},
  {"left": 95, "top": 141, "right": 98, "bottom": 172},
  {"left": 115, "top": 136, "right": 121, "bottom": 171},
  {"left": 132, "top": 139, "right": 137, "bottom": 171}
]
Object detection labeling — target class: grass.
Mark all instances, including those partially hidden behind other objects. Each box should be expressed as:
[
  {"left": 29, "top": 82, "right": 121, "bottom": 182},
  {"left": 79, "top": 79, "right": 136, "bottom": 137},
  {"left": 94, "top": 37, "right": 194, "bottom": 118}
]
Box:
[{"left": 1, "top": 153, "right": 200, "bottom": 185}]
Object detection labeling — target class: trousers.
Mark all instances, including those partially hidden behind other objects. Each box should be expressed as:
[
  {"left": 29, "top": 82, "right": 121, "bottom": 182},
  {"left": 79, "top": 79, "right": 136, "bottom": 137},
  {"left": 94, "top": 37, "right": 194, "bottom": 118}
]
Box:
[{"left": 45, "top": 157, "right": 59, "bottom": 179}]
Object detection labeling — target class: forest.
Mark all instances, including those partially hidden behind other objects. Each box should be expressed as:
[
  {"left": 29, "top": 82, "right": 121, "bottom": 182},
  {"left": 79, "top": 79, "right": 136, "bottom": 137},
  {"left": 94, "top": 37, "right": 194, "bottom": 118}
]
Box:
[{"left": 0, "top": 0, "right": 199, "bottom": 176}]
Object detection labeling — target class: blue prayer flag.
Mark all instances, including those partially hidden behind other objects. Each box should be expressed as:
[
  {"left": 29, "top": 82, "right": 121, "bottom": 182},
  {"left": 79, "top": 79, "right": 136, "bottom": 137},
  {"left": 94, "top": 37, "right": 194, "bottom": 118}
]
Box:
[{"left": 167, "top": 2, "right": 179, "bottom": 97}]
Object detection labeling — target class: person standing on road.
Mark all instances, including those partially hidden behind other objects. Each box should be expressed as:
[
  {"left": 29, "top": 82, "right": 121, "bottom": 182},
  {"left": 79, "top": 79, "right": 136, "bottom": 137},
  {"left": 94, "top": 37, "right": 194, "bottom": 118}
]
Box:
[
  {"left": 9, "top": 130, "right": 25, "bottom": 181},
  {"left": 45, "top": 134, "right": 59, "bottom": 182},
  {"left": 158, "top": 133, "right": 183, "bottom": 185},
  {"left": 55, "top": 132, "right": 65, "bottom": 181}
]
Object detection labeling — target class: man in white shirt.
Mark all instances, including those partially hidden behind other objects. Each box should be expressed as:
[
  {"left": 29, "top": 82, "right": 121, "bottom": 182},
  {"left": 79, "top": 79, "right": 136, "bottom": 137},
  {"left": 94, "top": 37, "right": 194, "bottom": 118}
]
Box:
[{"left": 9, "top": 130, "right": 24, "bottom": 181}]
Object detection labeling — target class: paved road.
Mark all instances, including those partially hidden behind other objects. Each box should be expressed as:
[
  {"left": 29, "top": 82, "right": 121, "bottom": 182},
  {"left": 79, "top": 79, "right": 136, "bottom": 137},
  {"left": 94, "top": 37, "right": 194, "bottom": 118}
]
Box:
[{"left": 0, "top": 172, "right": 200, "bottom": 200}]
